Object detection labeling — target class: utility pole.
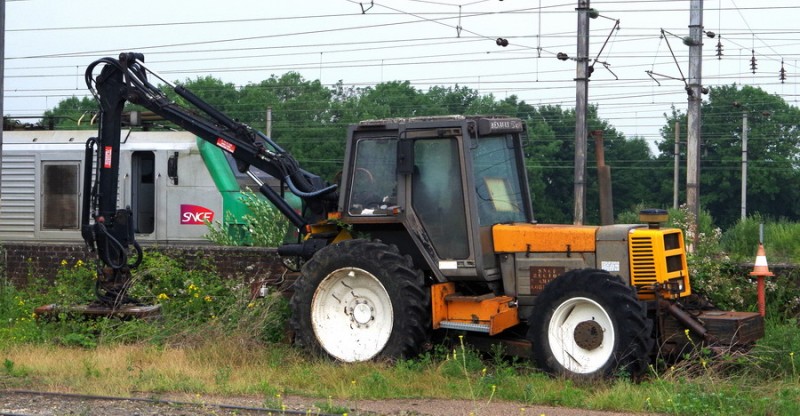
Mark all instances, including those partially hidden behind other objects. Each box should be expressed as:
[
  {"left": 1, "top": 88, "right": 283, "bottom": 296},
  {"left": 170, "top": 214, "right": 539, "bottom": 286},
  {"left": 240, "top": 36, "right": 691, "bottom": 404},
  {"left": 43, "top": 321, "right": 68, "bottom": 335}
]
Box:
[
  {"left": 573, "top": 0, "right": 590, "bottom": 225},
  {"left": 741, "top": 112, "right": 748, "bottom": 220},
  {"left": 673, "top": 121, "right": 680, "bottom": 209},
  {"left": 1, "top": 0, "right": 6, "bottom": 189},
  {"left": 686, "top": 0, "right": 704, "bottom": 249},
  {"left": 266, "top": 106, "right": 273, "bottom": 138},
  {"left": 593, "top": 130, "right": 613, "bottom": 225}
]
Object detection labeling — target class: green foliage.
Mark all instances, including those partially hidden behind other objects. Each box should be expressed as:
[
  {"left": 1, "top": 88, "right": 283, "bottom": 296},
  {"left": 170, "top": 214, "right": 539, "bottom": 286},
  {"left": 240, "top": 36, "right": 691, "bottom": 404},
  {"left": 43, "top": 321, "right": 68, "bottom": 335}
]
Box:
[
  {"left": 437, "top": 336, "right": 485, "bottom": 379},
  {"left": 522, "top": 104, "right": 656, "bottom": 224},
  {"left": 721, "top": 215, "right": 800, "bottom": 263},
  {"left": 748, "top": 319, "right": 800, "bottom": 380},
  {"left": 130, "top": 251, "right": 232, "bottom": 325},
  {"left": 0, "top": 259, "right": 98, "bottom": 346},
  {"left": 2, "top": 358, "right": 28, "bottom": 377},
  {"left": 0, "top": 250, "right": 290, "bottom": 349},
  {"left": 658, "top": 85, "right": 800, "bottom": 227},
  {"left": 314, "top": 397, "right": 350, "bottom": 415},
  {"left": 666, "top": 383, "right": 754, "bottom": 416},
  {"left": 41, "top": 96, "right": 101, "bottom": 130},
  {"left": 204, "top": 190, "right": 291, "bottom": 247},
  {"left": 42, "top": 72, "right": 800, "bottom": 226}
]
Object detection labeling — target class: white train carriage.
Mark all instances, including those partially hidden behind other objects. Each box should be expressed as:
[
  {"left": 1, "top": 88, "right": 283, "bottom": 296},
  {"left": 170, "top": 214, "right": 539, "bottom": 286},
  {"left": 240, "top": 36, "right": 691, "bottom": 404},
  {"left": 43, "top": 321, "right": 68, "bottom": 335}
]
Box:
[{"left": 0, "top": 129, "right": 273, "bottom": 244}]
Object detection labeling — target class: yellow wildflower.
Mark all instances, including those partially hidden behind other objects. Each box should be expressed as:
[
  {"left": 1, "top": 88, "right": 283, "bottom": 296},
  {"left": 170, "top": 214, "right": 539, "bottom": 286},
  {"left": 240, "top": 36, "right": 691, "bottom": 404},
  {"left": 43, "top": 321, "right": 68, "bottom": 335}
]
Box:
[
  {"left": 157, "top": 293, "right": 169, "bottom": 300},
  {"left": 204, "top": 295, "right": 212, "bottom": 302}
]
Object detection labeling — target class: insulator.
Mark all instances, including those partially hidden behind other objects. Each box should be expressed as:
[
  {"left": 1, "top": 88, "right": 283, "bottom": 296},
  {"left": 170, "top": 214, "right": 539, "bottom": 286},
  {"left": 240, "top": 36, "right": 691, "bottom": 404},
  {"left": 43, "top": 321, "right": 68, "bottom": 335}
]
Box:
[
  {"left": 779, "top": 59, "right": 787, "bottom": 83},
  {"left": 715, "top": 38, "right": 723, "bottom": 60},
  {"left": 750, "top": 50, "right": 757, "bottom": 74}
]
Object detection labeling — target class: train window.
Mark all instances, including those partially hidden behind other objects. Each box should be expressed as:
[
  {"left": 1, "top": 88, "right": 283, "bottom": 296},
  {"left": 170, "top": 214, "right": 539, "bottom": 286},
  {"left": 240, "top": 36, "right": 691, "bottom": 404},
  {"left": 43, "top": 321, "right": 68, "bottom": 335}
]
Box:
[
  {"left": 41, "top": 162, "right": 80, "bottom": 230},
  {"left": 132, "top": 151, "right": 156, "bottom": 234}
]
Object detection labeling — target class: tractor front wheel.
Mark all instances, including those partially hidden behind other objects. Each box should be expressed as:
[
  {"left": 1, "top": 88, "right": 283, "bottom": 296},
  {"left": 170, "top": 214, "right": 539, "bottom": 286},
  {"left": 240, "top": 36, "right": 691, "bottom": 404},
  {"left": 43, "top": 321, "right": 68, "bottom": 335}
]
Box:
[{"left": 528, "top": 268, "right": 653, "bottom": 379}]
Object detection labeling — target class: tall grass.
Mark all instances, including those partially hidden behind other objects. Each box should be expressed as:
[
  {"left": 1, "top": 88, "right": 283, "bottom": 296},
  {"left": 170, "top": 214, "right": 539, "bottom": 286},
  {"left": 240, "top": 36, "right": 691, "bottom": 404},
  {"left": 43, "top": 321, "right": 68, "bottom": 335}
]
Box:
[
  {"left": 2, "top": 336, "right": 800, "bottom": 415},
  {"left": 721, "top": 215, "right": 800, "bottom": 263},
  {"left": 3, "top": 209, "right": 800, "bottom": 415}
]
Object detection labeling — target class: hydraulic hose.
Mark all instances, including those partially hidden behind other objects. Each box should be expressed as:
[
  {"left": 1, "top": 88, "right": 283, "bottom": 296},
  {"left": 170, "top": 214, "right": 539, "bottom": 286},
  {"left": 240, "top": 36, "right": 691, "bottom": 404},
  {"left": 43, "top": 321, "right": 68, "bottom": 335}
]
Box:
[
  {"left": 94, "top": 222, "right": 128, "bottom": 270},
  {"left": 285, "top": 175, "right": 338, "bottom": 199}
]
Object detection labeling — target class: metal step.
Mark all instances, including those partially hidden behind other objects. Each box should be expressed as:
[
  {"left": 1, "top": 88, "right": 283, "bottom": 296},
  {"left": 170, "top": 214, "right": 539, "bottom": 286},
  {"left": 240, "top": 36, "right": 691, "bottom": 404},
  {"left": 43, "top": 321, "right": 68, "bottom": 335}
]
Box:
[{"left": 438, "top": 320, "right": 490, "bottom": 333}]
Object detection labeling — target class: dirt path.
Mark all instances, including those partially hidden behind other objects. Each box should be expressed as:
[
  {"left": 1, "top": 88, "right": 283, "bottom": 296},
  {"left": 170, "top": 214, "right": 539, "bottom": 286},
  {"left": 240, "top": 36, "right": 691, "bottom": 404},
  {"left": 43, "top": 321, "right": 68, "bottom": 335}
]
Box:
[{"left": 0, "top": 390, "right": 651, "bottom": 416}]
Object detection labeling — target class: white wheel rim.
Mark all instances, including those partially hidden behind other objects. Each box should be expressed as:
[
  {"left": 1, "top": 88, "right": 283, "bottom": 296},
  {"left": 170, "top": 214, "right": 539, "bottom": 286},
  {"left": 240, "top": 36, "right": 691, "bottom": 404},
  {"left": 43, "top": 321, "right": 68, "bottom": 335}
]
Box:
[
  {"left": 547, "top": 296, "right": 615, "bottom": 374},
  {"left": 311, "top": 267, "right": 393, "bottom": 362}
]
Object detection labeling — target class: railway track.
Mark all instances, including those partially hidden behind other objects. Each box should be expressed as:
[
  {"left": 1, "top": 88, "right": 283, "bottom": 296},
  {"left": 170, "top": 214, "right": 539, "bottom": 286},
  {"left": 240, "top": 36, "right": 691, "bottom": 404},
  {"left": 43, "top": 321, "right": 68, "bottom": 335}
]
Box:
[
  {"left": 0, "top": 389, "right": 651, "bottom": 415},
  {"left": 0, "top": 390, "right": 340, "bottom": 416}
]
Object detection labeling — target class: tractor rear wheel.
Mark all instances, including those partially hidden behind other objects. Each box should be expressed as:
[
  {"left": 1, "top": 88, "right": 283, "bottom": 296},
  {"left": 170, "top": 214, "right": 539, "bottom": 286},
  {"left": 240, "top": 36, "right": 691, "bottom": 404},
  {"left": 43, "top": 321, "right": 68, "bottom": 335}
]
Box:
[
  {"left": 290, "top": 239, "right": 430, "bottom": 362},
  {"left": 528, "top": 268, "right": 653, "bottom": 379}
]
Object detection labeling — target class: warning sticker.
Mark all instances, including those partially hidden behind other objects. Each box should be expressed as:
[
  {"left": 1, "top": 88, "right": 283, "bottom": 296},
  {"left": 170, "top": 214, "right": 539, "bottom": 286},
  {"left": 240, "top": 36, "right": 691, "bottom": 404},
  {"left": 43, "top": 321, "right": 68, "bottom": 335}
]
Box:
[
  {"left": 216, "top": 138, "right": 236, "bottom": 153},
  {"left": 103, "top": 146, "right": 113, "bottom": 168}
]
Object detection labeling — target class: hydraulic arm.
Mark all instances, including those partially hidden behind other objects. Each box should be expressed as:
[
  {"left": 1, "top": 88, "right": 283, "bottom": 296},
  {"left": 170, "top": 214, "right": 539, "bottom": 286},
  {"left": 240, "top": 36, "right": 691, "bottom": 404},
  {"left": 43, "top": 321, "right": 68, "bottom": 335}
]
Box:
[{"left": 81, "top": 52, "right": 338, "bottom": 306}]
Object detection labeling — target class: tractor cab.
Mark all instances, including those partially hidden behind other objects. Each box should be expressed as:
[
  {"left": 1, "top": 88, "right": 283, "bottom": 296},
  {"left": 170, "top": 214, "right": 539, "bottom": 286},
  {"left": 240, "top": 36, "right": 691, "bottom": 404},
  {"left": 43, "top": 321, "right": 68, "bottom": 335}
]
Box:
[{"left": 338, "top": 116, "right": 532, "bottom": 284}]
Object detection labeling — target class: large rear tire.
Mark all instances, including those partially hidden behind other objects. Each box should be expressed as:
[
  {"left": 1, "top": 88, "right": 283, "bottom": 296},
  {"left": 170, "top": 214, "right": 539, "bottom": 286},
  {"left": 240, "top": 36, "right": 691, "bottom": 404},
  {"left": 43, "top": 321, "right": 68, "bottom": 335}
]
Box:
[
  {"left": 290, "top": 239, "right": 430, "bottom": 362},
  {"left": 528, "top": 268, "right": 653, "bottom": 379}
]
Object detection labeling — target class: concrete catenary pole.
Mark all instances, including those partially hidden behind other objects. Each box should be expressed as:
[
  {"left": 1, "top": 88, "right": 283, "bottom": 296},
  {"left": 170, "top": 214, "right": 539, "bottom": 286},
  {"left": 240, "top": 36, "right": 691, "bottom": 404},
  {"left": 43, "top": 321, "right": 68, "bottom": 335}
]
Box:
[
  {"left": 741, "top": 112, "right": 748, "bottom": 220},
  {"left": 593, "top": 130, "right": 613, "bottom": 225},
  {"left": 574, "top": 0, "right": 590, "bottom": 225},
  {"left": 686, "top": 0, "right": 704, "bottom": 249},
  {"left": 673, "top": 121, "right": 680, "bottom": 209},
  {"left": 266, "top": 106, "right": 273, "bottom": 138},
  {"left": 1, "top": 0, "right": 6, "bottom": 189}
]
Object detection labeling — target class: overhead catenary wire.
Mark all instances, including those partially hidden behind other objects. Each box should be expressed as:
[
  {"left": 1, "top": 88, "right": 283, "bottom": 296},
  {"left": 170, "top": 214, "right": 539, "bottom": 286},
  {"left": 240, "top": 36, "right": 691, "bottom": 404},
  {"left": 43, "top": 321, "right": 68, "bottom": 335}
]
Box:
[{"left": 5, "top": 0, "right": 800, "bottom": 144}]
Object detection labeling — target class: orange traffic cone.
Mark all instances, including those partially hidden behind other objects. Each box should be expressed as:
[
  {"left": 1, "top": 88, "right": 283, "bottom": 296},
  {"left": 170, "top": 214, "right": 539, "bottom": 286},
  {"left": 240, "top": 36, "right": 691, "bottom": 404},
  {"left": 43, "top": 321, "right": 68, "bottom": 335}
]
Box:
[{"left": 749, "top": 243, "right": 773, "bottom": 317}]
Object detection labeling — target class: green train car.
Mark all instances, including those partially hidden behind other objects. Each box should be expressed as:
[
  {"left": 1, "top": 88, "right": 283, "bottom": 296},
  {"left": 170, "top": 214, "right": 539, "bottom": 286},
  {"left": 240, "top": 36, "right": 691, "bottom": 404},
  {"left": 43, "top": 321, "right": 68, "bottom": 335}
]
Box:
[{"left": 0, "top": 129, "right": 295, "bottom": 245}]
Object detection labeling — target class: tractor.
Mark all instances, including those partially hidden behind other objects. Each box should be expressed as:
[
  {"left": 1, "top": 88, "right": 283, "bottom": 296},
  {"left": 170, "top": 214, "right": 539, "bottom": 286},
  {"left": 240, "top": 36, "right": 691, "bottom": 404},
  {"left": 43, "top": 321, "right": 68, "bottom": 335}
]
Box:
[{"left": 80, "top": 53, "right": 764, "bottom": 379}]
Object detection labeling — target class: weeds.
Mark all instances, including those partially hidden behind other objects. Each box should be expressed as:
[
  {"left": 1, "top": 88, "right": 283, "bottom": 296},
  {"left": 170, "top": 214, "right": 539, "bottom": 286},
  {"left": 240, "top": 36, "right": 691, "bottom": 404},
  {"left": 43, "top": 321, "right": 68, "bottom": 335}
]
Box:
[
  {"left": 3, "top": 358, "right": 28, "bottom": 377},
  {"left": 204, "top": 189, "right": 291, "bottom": 247},
  {"left": 0, "top": 247, "right": 292, "bottom": 356},
  {"left": 2, "top": 211, "right": 800, "bottom": 415},
  {"left": 314, "top": 396, "right": 349, "bottom": 415}
]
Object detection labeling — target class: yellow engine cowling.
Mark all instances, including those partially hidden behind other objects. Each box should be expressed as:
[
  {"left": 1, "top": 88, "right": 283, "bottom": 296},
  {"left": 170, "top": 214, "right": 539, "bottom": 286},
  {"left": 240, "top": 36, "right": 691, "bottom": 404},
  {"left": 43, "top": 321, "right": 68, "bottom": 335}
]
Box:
[
  {"left": 492, "top": 223, "right": 692, "bottom": 301},
  {"left": 628, "top": 227, "right": 691, "bottom": 300}
]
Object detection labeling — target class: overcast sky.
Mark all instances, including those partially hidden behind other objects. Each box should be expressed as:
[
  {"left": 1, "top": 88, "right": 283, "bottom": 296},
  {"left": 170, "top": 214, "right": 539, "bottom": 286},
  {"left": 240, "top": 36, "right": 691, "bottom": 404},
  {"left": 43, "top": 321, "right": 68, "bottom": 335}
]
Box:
[{"left": 4, "top": 0, "right": 799, "bottom": 147}]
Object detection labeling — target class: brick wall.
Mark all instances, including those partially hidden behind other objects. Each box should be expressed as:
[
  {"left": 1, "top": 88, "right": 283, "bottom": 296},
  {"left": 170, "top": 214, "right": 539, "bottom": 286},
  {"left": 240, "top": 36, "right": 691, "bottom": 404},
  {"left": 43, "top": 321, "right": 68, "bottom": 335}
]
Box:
[{"left": 1, "top": 242, "right": 285, "bottom": 288}]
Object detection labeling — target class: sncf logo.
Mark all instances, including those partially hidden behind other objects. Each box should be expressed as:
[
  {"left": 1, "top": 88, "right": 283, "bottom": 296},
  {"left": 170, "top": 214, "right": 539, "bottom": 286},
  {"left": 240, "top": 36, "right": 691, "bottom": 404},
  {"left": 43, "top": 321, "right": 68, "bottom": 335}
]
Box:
[{"left": 180, "top": 204, "right": 214, "bottom": 225}]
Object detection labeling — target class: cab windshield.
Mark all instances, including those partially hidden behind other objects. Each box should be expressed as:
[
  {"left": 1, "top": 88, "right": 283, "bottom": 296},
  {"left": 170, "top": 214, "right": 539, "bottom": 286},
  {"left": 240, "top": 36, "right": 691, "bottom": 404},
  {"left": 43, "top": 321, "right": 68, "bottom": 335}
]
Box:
[{"left": 472, "top": 135, "right": 528, "bottom": 226}]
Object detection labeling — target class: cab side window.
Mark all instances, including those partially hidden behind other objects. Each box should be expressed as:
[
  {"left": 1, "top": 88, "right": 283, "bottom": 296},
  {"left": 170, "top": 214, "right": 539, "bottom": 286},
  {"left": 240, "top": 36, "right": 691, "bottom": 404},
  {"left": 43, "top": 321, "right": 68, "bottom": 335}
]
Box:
[{"left": 348, "top": 138, "right": 398, "bottom": 216}]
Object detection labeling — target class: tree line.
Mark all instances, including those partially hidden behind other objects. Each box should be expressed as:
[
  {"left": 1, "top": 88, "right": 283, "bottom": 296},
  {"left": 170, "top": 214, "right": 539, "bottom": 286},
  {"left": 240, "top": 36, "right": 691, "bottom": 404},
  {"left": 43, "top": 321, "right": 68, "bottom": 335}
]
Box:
[{"left": 28, "top": 73, "right": 800, "bottom": 227}]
